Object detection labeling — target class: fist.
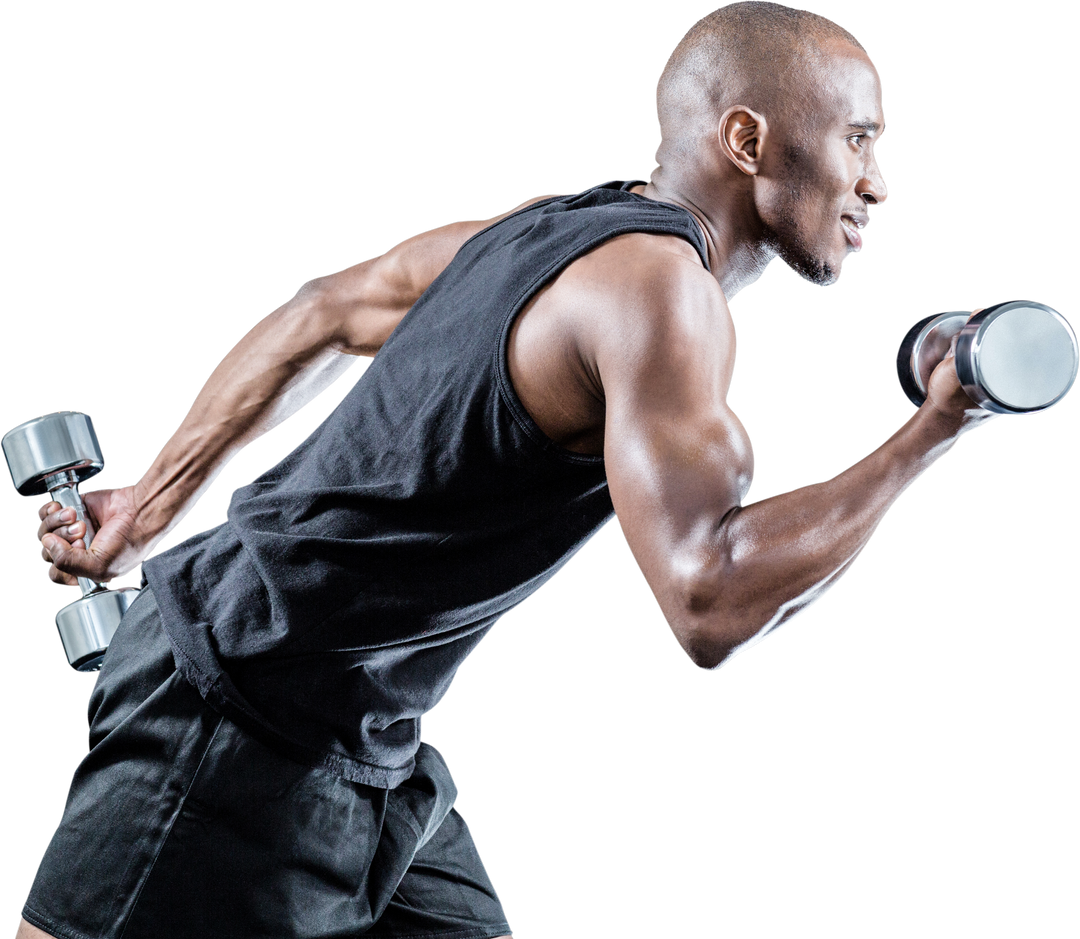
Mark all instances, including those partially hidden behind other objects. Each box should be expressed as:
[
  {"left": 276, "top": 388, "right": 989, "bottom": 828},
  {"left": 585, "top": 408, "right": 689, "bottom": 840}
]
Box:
[
  {"left": 921, "top": 311, "right": 995, "bottom": 431},
  {"left": 38, "top": 486, "right": 142, "bottom": 586}
]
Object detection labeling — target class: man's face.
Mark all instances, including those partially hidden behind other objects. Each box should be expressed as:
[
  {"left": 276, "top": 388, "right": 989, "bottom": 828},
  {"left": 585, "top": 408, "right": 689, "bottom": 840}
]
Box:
[{"left": 759, "top": 44, "right": 887, "bottom": 285}]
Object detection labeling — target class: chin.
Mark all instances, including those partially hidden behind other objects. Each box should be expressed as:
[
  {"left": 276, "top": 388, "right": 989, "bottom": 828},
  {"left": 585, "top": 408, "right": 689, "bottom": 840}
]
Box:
[
  {"left": 783, "top": 249, "right": 841, "bottom": 286},
  {"left": 767, "top": 230, "right": 844, "bottom": 287}
]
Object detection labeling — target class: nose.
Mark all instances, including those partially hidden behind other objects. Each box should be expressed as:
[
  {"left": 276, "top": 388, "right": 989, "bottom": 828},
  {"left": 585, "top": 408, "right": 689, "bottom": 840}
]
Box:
[{"left": 857, "top": 158, "right": 887, "bottom": 205}]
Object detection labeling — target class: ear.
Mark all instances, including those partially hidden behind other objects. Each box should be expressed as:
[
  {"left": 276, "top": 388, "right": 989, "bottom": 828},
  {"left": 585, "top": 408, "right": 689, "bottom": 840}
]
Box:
[{"left": 718, "top": 106, "right": 768, "bottom": 176}]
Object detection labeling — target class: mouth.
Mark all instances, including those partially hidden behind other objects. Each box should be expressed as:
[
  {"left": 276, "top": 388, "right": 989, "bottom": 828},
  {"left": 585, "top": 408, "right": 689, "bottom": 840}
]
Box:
[{"left": 841, "top": 213, "right": 868, "bottom": 251}]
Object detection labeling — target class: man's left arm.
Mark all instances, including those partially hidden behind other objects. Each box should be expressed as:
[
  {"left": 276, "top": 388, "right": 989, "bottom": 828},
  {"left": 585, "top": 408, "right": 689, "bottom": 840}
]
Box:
[{"left": 593, "top": 253, "right": 989, "bottom": 668}]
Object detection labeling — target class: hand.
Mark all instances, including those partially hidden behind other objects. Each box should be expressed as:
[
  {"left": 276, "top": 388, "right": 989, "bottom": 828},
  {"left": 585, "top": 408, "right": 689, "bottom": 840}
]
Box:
[
  {"left": 37, "top": 486, "right": 147, "bottom": 586},
  {"left": 921, "top": 310, "right": 996, "bottom": 433}
]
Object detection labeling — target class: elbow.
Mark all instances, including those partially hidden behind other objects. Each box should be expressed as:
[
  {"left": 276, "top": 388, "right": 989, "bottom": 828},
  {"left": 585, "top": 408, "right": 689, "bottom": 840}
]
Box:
[
  {"left": 285, "top": 277, "right": 360, "bottom": 353},
  {"left": 682, "top": 634, "right": 735, "bottom": 670},
  {"left": 664, "top": 543, "right": 770, "bottom": 670},
  {"left": 281, "top": 278, "right": 333, "bottom": 329},
  {"left": 674, "top": 610, "right": 769, "bottom": 670},
  {"left": 666, "top": 565, "right": 741, "bottom": 670}
]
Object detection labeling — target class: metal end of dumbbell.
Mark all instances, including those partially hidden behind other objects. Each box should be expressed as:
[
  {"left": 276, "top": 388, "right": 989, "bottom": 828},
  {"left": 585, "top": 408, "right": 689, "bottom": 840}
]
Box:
[
  {"left": 56, "top": 587, "right": 140, "bottom": 671},
  {"left": 2, "top": 411, "right": 104, "bottom": 496},
  {"left": 898, "top": 302, "right": 1078, "bottom": 413},
  {"left": 955, "top": 301, "right": 1078, "bottom": 414}
]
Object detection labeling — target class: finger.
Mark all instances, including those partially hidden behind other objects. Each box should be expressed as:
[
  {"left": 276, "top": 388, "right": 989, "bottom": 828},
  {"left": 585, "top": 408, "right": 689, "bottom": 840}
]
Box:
[
  {"left": 34, "top": 501, "right": 82, "bottom": 531},
  {"left": 46, "top": 566, "right": 78, "bottom": 587},
  {"left": 947, "top": 310, "right": 987, "bottom": 356},
  {"left": 38, "top": 501, "right": 61, "bottom": 521},
  {"left": 35, "top": 512, "right": 85, "bottom": 548},
  {"left": 41, "top": 532, "right": 65, "bottom": 561},
  {"left": 42, "top": 533, "right": 81, "bottom": 586},
  {"left": 36, "top": 499, "right": 64, "bottom": 527},
  {"left": 61, "top": 521, "right": 86, "bottom": 542}
]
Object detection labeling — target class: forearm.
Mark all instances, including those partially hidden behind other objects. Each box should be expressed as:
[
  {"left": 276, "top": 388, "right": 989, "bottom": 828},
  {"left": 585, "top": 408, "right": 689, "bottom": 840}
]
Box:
[
  {"left": 680, "top": 403, "right": 970, "bottom": 666},
  {"left": 131, "top": 287, "right": 355, "bottom": 544}
]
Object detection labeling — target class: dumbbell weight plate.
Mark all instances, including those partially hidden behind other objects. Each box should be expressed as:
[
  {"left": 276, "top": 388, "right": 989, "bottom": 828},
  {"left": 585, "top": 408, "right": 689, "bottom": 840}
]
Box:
[
  {"left": 56, "top": 587, "right": 140, "bottom": 671},
  {"left": 955, "top": 301, "right": 1078, "bottom": 414},
  {"left": 897, "top": 301, "right": 1078, "bottom": 413},
  {"left": 2, "top": 411, "right": 103, "bottom": 496}
]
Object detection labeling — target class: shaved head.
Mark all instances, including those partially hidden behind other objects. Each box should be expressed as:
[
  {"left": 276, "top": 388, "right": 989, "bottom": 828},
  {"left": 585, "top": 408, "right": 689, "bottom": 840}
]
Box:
[
  {"left": 657, "top": 2, "right": 864, "bottom": 157},
  {"left": 647, "top": 2, "right": 886, "bottom": 291}
]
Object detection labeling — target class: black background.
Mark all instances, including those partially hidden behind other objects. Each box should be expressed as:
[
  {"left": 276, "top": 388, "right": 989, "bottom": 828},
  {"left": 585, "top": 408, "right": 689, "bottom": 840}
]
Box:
[{"left": 8, "top": 3, "right": 1071, "bottom": 933}]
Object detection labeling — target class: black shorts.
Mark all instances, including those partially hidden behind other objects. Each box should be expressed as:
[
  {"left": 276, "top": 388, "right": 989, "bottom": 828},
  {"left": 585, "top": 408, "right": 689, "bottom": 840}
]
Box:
[{"left": 23, "top": 589, "right": 510, "bottom": 939}]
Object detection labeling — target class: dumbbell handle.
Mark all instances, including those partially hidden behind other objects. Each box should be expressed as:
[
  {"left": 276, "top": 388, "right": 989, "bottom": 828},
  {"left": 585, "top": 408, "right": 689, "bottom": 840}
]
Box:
[{"left": 44, "top": 469, "right": 106, "bottom": 596}]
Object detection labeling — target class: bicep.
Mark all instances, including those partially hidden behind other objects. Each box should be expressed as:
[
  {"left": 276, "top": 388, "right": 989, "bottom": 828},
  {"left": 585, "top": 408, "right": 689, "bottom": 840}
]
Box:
[
  {"left": 605, "top": 368, "right": 753, "bottom": 582},
  {"left": 598, "top": 266, "right": 752, "bottom": 620}
]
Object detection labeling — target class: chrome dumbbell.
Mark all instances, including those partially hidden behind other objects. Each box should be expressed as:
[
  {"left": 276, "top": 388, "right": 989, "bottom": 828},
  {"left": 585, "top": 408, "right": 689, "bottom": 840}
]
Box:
[
  {"left": 3, "top": 411, "right": 139, "bottom": 671},
  {"left": 897, "top": 300, "right": 1078, "bottom": 413}
]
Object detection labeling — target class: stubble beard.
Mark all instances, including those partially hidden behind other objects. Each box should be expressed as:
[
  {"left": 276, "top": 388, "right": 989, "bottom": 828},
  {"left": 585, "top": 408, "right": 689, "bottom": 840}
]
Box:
[
  {"left": 778, "top": 240, "right": 838, "bottom": 286},
  {"left": 764, "top": 193, "right": 839, "bottom": 287},
  {"left": 766, "top": 145, "right": 841, "bottom": 287}
]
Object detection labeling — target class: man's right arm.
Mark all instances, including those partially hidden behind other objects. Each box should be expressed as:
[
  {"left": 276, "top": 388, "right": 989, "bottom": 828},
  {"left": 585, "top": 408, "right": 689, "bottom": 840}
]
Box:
[{"left": 38, "top": 200, "right": 551, "bottom": 586}]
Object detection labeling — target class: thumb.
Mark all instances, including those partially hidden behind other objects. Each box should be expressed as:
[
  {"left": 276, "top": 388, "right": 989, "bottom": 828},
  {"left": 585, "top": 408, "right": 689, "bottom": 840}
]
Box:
[
  {"left": 43, "top": 533, "right": 99, "bottom": 581},
  {"left": 947, "top": 308, "right": 985, "bottom": 360}
]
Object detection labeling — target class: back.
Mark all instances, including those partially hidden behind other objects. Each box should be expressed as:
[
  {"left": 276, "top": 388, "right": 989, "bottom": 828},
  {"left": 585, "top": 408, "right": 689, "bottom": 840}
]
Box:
[{"left": 144, "top": 181, "right": 709, "bottom": 786}]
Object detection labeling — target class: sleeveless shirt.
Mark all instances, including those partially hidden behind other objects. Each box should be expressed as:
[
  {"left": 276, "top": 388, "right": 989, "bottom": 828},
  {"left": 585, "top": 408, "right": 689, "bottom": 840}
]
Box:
[{"left": 143, "top": 181, "right": 710, "bottom": 787}]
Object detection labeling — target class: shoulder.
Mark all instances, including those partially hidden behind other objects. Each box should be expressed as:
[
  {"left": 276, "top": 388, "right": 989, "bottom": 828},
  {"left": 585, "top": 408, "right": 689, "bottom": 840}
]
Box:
[
  {"left": 506, "top": 213, "right": 725, "bottom": 454},
  {"left": 563, "top": 231, "right": 734, "bottom": 385},
  {"left": 571, "top": 230, "right": 725, "bottom": 325}
]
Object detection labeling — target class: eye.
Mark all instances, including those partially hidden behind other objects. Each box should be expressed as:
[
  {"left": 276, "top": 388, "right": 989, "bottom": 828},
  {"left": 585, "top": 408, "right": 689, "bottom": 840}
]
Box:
[{"left": 847, "top": 134, "right": 866, "bottom": 147}]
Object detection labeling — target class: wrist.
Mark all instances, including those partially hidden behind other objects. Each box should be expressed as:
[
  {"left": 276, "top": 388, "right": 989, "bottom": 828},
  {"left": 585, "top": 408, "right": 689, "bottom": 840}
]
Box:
[
  {"left": 875, "top": 404, "right": 965, "bottom": 484},
  {"left": 131, "top": 472, "right": 185, "bottom": 545},
  {"left": 917, "top": 390, "right": 995, "bottom": 442},
  {"left": 913, "top": 398, "right": 967, "bottom": 442}
]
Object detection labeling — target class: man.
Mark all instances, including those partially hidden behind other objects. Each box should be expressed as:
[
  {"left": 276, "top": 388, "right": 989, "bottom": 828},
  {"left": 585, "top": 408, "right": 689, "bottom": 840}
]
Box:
[{"left": 8, "top": 1, "right": 1071, "bottom": 937}]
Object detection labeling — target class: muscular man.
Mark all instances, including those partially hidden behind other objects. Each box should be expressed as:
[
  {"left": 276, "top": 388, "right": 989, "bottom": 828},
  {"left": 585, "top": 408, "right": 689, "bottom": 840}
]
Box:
[{"left": 19, "top": 3, "right": 990, "bottom": 937}]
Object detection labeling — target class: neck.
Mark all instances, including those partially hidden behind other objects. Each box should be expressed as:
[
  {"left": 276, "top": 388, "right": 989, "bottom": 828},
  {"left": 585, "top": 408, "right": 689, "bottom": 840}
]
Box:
[{"left": 641, "top": 163, "right": 775, "bottom": 298}]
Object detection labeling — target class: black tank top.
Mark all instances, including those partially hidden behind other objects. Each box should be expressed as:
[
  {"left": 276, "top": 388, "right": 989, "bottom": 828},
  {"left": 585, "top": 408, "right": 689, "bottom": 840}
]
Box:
[{"left": 144, "top": 181, "right": 709, "bottom": 787}]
